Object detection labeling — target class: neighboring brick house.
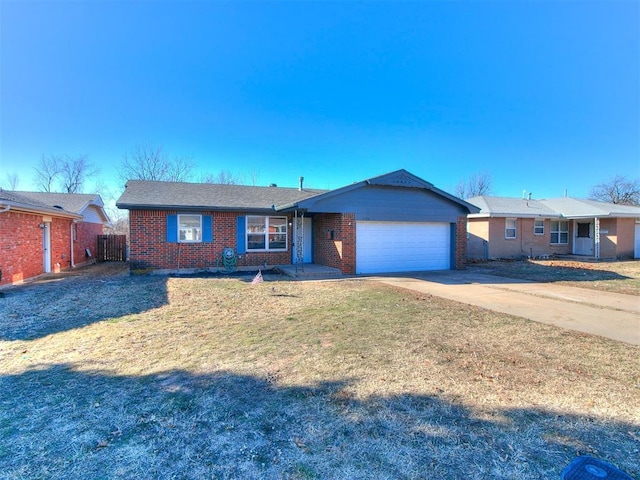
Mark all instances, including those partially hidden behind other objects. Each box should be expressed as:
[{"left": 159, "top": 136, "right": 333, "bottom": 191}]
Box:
[
  {"left": 466, "top": 195, "right": 640, "bottom": 260},
  {"left": 13, "top": 192, "right": 111, "bottom": 267},
  {"left": 116, "top": 170, "right": 478, "bottom": 275},
  {"left": 0, "top": 191, "right": 111, "bottom": 287}
]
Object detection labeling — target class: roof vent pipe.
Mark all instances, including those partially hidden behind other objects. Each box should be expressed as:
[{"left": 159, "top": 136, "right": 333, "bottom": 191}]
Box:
[
  {"left": 299, "top": 176, "right": 304, "bottom": 191},
  {"left": 528, "top": 192, "right": 532, "bottom": 200}
]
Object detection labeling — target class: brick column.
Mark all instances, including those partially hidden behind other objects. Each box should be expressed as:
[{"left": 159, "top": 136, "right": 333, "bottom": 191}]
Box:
[{"left": 455, "top": 216, "right": 468, "bottom": 270}]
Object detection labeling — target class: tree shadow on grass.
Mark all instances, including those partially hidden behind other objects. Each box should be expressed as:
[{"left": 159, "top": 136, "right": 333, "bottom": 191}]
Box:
[
  {"left": 1, "top": 365, "right": 637, "bottom": 480},
  {"left": 0, "top": 274, "right": 169, "bottom": 341}
]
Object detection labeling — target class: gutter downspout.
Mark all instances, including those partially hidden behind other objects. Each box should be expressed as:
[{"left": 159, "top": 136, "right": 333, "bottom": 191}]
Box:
[{"left": 70, "top": 219, "right": 82, "bottom": 268}]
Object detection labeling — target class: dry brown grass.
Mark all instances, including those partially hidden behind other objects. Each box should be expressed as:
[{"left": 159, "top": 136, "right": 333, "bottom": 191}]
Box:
[
  {"left": 468, "top": 259, "right": 640, "bottom": 295},
  {"left": 1, "top": 263, "right": 638, "bottom": 479}
]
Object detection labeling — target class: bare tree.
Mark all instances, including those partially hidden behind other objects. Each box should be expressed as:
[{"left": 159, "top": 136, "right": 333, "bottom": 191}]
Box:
[
  {"left": 119, "top": 145, "right": 195, "bottom": 183},
  {"left": 33, "top": 155, "right": 62, "bottom": 192},
  {"left": 3, "top": 172, "right": 20, "bottom": 190},
  {"left": 588, "top": 175, "right": 640, "bottom": 205},
  {"left": 33, "top": 154, "right": 97, "bottom": 193},
  {"left": 108, "top": 214, "right": 130, "bottom": 237},
  {"left": 243, "top": 168, "right": 260, "bottom": 186},
  {"left": 201, "top": 170, "right": 239, "bottom": 185},
  {"left": 454, "top": 171, "right": 493, "bottom": 199},
  {"left": 60, "top": 155, "right": 98, "bottom": 193}
]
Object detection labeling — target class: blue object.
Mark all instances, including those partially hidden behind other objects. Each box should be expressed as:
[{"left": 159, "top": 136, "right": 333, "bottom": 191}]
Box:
[{"left": 561, "top": 456, "right": 635, "bottom": 480}]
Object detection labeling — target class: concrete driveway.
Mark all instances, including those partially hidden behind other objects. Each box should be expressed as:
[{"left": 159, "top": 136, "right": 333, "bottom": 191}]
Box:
[{"left": 375, "top": 271, "right": 640, "bottom": 345}]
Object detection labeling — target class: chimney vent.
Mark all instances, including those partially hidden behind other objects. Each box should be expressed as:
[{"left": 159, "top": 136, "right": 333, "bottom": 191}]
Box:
[{"left": 299, "top": 176, "right": 304, "bottom": 191}]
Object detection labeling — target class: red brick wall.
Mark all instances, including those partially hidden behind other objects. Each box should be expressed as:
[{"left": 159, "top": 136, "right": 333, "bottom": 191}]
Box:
[
  {"left": 74, "top": 222, "right": 104, "bottom": 266},
  {"left": 129, "top": 210, "right": 293, "bottom": 271},
  {"left": 454, "top": 216, "right": 467, "bottom": 269},
  {"left": 50, "top": 217, "right": 73, "bottom": 272},
  {"left": 313, "top": 213, "right": 356, "bottom": 274},
  {"left": 0, "top": 211, "right": 73, "bottom": 286}
]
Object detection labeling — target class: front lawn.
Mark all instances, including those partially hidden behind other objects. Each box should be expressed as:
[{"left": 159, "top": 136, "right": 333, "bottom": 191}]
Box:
[
  {"left": 468, "top": 259, "right": 640, "bottom": 295},
  {"left": 1, "top": 265, "right": 638, "bottom": 479}
]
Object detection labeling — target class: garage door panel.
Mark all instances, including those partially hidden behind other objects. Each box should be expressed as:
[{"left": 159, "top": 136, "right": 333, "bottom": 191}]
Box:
[{"left": 356, "top": 222, "right": 450, "bottom": 274}]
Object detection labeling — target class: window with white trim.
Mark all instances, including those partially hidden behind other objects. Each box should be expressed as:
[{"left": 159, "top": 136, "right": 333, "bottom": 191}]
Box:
[
  {"left": 534, "top": 219, "right": 544, "bottom": 235},
  {"left": 247, "top": 216, "right": 287, "bottom": 251},
  {"left": 505, "top": 218, "right": 517, "bottom": 239},
  {"left": 178, "top": 214, "right": 202, "bottom": 242},
  {"left": 550, "top": 220, "right": 569, "bottom": 244}
]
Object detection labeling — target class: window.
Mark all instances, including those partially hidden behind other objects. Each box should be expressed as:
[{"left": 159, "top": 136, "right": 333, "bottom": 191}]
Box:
[
  {"left": 178, "top": 214, "right": 202, "bottom": 242},
  {"left": 247, "top": 216, "right": 287, "bottom": 251},
  {"left": 505, "top": 218, "right": 517, "bottom": 239},
  {"left": 577, "top": 222, "right": 590, "bottom": 238},
  {"left": 550, "top": 221, "right": 569, "bottom": 244},
  {"left": 534, "top": 219, "right": 544, "bottom": 235}
]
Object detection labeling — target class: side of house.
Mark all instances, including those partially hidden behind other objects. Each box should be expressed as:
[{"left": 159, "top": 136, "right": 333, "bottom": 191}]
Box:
[
  {"left": 13, "top": 192, "right": 111, "bottom": 267},
  {"left": 0, "top": 191, "right": 82, "bottom": 286}
]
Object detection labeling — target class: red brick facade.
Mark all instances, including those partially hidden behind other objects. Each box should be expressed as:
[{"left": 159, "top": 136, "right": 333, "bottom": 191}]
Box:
[
  {"left": 312, "top": 213, "right": 356, "bottom": 274},
  {"left": 74, "top": 222, "right": 104, "bottom": 266},
  {"left": 129, "top": 210, "right": 471, "bottom": 275},
  {"left": 0, "top": 210, "right": 74, "bottom": 286},
  {"left": 129, "top": 210, "right": 293, "bottom": 271},
  {"left": 455, "top": 216, "right": 468, "bottom": 270}
]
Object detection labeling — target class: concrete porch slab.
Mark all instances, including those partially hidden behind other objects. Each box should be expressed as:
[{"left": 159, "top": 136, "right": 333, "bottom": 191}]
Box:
[{"left": 277, "top": 264, "right": 343, "bottom": 280}]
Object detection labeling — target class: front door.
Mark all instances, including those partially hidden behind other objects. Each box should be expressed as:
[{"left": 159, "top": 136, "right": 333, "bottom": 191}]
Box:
[
  {"left": 43, "top": 222, "right": 52, "bottom": 273},
  {"left": 292, "top": 217, "right": 312, "bottom": 264},
  {"left": 574, "top": 221, "right": 593, "bottom": 256}
]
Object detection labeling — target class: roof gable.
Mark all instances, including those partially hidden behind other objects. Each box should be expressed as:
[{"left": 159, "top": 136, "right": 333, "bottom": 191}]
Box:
[
  {"left": 282, "top": 169, "right": 478, "bottom": 213},
  {"left": 366, "top": 170, "right": 434, "bottom": 189},
  {"left": 12, "top": 191, "right": 110, "bottom": 224}
]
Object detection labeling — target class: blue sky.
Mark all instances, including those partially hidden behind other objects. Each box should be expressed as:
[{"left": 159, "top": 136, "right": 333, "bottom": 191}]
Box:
[{"left": 1, "top": 0, "right": 638, "bottom": 202}]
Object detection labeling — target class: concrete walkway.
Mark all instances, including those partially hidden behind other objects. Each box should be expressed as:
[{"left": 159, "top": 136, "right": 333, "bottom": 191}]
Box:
[{"left": 375, "top": 271, "right": 640, "bottom": 345}]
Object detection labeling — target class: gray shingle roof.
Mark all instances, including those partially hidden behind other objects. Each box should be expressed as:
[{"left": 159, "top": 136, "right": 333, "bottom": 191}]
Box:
[
  {"left": 541, "top": 197, "right": 640, "bottom": 217},
  {"left": 12, "top": 191, "right": 102, "bottom": 215},
  {"left": 468, "top": 195, "right": 640, "bottom": 218},
  {"left": 467, "top": 196, "right": 558, "bottom": 217},
  {"left": 0, "top": 190, "right": 82, "bottom": 218},
  {"left": 116, "top": 180, "right": 327, "bottom": 211}
]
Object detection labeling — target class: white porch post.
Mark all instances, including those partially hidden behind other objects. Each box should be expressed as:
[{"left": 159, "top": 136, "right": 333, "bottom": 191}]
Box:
[{"left": 594, "top": 217, "right": 600, "bottom": 259}]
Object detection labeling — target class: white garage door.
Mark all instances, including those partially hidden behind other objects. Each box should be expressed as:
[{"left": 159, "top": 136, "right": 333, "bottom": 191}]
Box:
[
  {"left": 635, "top": 223, "right": 640, "bottom": 259},
  {"left": 356, "top": 221, "right": 451, "bottom": 274}
]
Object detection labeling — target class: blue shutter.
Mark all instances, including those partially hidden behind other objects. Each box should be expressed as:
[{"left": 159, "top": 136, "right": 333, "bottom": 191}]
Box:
[
  {"left": 167, "top": 215, "right": 178, "bottom": 243},
  {"left": 236, "top": 216, "right": 246, "bottom": 254},
  {"left": 202, "top": 215, "right": 213, "bottom": 242}
]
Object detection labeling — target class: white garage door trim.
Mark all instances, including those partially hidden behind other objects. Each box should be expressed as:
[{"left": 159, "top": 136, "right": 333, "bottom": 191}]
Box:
[
  {"left": 356, "top": 221, "right": 450, "bottom": 274},
  {"left": 634, "top": 223, "right": 640, "bottom": 259}
]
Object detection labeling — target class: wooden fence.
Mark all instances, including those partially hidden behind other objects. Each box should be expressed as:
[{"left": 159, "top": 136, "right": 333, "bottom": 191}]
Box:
[{"left": 96, "top": 235, "right": 127, "bottom": 262}]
